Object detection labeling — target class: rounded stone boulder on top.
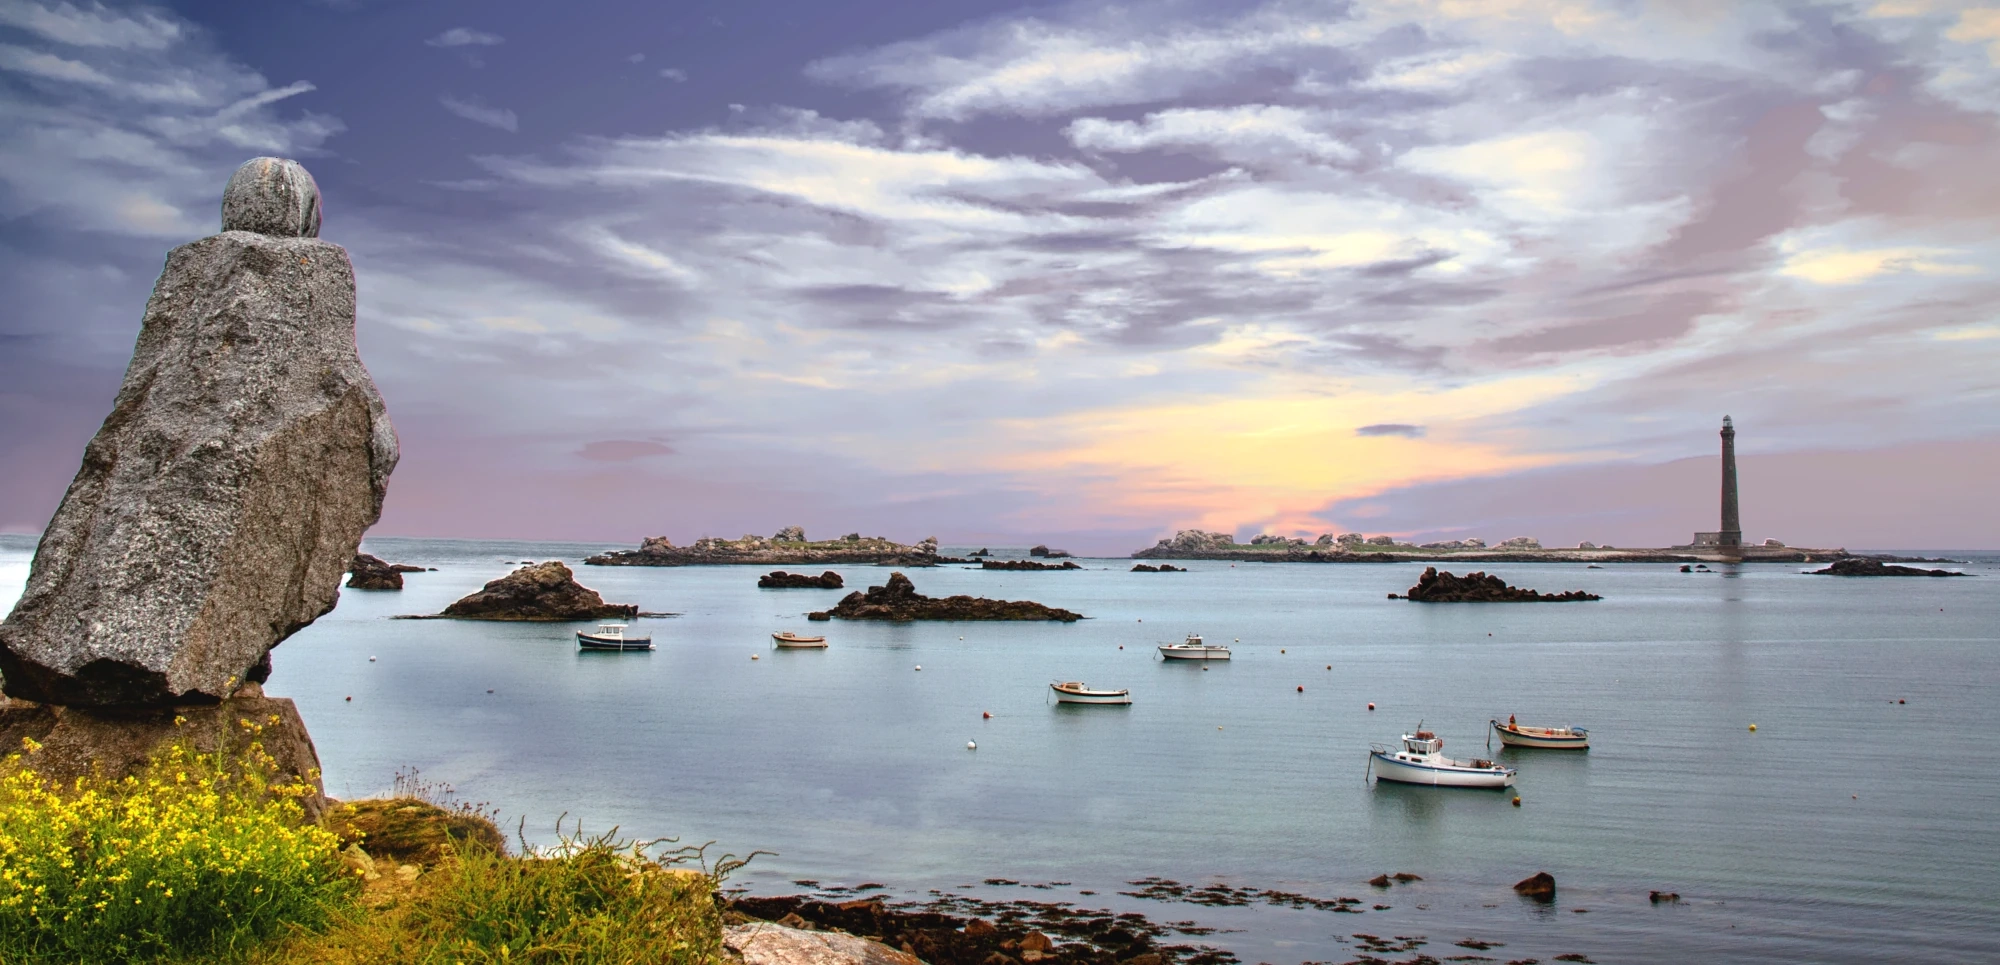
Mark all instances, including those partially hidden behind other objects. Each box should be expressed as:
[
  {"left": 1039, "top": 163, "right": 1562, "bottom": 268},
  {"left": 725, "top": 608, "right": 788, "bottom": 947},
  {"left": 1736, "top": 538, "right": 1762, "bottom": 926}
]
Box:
[{"left": 0, "top": 156, "right": 397, "bottom": 712}]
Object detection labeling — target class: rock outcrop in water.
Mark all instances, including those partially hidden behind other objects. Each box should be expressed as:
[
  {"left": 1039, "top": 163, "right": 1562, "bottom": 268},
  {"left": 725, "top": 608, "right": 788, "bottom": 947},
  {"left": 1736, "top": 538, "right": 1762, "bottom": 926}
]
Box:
[
  {"left": 347, "top": 553, "right": 404, "bottom": 590},
  {"left": 1131, "top": 563, "right": 1185, "bottom": 572},
  {"left": 439, "top": 562, "right": 637, "bottom": 621},
  {"left": 0, "top": 157, "right": 397, "bottom": 709},
  {"left": 1514, "top": 871, "right": 1557, "bottom": 901},
  {"left": 586, "top": 529, "right": 938, "bottom": 567},
  {"left": 758, "top": 570, "right": 845, "bottom": 589},
  {"left": 809, "top": 572, "right": 1082, "bottom": 622},
  {"left": 1395, "top": 567, "right": 1600, "bottom": 602},
  {"left": 1811, "top": 558, "right": 1967, "bottom": 577},
  {"left": 980, "top": 559, "right": 1080, "bottom": 571}
]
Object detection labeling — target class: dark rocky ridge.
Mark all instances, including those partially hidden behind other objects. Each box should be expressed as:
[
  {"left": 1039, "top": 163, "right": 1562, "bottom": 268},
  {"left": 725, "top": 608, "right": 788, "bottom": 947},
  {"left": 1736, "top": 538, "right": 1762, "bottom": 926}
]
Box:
[
  {"left": 810, "top": 572, "right": 1082, "bottom": 622},
  {"left": 982, "top": 559, "right": 1081, "bottom": 571},
  {"left": 758, "top": 570, "right": 846, "bottom": 589},
  {"left": 586, "top": 528, "right": 938, "bottom": 567},
  {"left": 346, "top": 553, "right": 403, "bottom": 590},
  {"left": 1395, "top": 567, "right": 1601, "bottom": 602},
  {"left": 437, "top": 561, "right": 637, "bottom": 620},
  {"left": 1811, "top": 558, "right": 1967, "bottom": 577},
  {"left": 1131, "top": 564, "right": 1185, "bottom": 572}
]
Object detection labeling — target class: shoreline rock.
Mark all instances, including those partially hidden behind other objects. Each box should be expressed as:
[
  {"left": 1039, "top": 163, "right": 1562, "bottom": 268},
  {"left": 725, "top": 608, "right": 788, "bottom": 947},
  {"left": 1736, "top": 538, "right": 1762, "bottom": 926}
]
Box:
[
  {"left": 811, "top": 572, "right": 1082, "bottom": 622},
  {"left": 1811, "top": 558, "right": 1967, "bottom": 577},
  {"left": 1131, "top": 564, "right": 1185, "bottom": 572},
  {"left": 758, "top": 570, "right": 846, "bottom": 589},
  {"left": 1397, "top": 567, "right": 1600, "bottom": 602},
  {"left": 346, "top": 553, "right": 404, "bottom": 590},
  {"left": 1028, "top": 545, "right": 1074, "bottom": 559},
  {"left": 438, "top": 562, "right": 638, "bottom": 621},
  {"left": 585, "top": 528, "right": 939, "bottom": 568},
  {"left": 1514, "top": 871, "right": 1557, "bottom": 902},
  {"left": 981, "top": 559, "right": 1082, "bottom": 571}
]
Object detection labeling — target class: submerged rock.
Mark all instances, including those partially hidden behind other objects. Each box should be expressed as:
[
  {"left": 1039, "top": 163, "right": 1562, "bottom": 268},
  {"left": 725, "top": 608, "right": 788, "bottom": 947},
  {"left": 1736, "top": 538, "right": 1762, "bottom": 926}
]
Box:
[
  {"left": 1401, "top": 567, "right": 1600, "bottom": 602},
  {"left": 1514, "top": 871, "right": 1557, "bottom": 901},
  {"left": 819, "top": 572, "right": 1082, "bottom": 622},
  {"left": 0, "top": 157, "right": 396, "bottom": 707},
  {"left": 1811, "top": 558, "right": 1967, "bottom": 577},
  {"left": 439, "top": 562, "right": 637, "bottom": 621},
  {"left": 758, "top": 570, "right": 845, "bottom": 589},
  {"left": 347, "top": 553, "right": 404, "bottom": 590}
]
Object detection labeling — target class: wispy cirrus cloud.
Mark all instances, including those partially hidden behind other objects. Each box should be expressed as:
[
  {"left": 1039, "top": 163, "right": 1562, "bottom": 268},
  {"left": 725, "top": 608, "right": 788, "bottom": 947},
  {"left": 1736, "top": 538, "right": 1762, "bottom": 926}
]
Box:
[
  {"left": 439, "top": 93, "right": 517, "bottom": 132},
  {"left": 426, "top": 27, "right": 503, "bottom": 48}
]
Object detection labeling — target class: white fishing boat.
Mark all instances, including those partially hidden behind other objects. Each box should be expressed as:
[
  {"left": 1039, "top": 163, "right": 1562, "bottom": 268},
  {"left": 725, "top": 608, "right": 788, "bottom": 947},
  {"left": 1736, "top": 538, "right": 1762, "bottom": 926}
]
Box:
[
  {"left": 1050, "top": 681, "right": 1132, "bottom": 705},
  {"left": 1491, "top": 717, "right": 1589, "bottom": 749},
  {"left": 771, "top": 631, "right": 828, "bottom": 649},
  {"left": 1158, "top": 633, "right": 1231, "bottom": 661},
  {"left": 1370, "top": 728, "right": 1515, "bottom": 788},
  {"left": 576, "top": 623, "right": 653, "bottom": 651}
]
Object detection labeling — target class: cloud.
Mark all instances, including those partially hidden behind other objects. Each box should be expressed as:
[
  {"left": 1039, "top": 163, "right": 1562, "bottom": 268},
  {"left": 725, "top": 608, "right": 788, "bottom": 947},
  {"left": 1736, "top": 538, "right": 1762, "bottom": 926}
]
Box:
[
  {"left": 1067, "top": 105, "right": 1358, "bottom": 163},
  {"left": 1780, "top": 246, "right": 1982, "bottom": 285},
  {"left": 439, "top": 93, "right": 517, "bottom": 132},
  {"left": 1356, "top": 424, "right": 1425, "bottom": 437},
  {"left": 0, "top": 0, "right": 180, "bottom": 49},
  {"left": 577, "top": 439, "right": 675, "bottom": 462},
  {"left": 659, "top": 67, "right": 686, "bottom": 81},
  {"left": 426, "top": 27, "right": 503, "bottom": 48}
]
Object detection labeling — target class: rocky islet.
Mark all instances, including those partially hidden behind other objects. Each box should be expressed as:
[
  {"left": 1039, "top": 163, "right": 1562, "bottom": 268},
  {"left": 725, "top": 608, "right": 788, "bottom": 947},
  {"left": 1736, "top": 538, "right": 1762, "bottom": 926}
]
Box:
[
  {"left": 587, "top": 528, "right": 941, "bottom": 567},
  {"left": 809, "top": 572, "right": 1083, "bottom": 622},
  {"left": 758, "top": 570, "right": 847, "bottom": 589},
  {"left": 1394, "top": 567, "right": 1601, "bottom": 602},
  {"left": 436, "top": 561, "right": 638, "bottom": 621}
]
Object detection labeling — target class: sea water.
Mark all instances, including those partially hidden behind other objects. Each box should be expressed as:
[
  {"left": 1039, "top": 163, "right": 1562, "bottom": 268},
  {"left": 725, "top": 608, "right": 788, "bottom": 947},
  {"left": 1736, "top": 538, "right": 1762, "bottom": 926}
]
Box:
[{"left": 2, "top": 534, "right": 1996, "bottom": 963}]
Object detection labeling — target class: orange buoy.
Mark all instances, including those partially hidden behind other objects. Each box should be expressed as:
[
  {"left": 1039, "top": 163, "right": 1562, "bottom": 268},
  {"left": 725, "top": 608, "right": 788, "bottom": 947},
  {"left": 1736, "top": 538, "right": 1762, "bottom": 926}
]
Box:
[
  {"left": 344, "top": 695, "right": 352, "bottom": 702},
  {"left": 1512, "top": 796, "right": 1522, "bottom": 807},
  {"left": 1296, "top": 685, "right": 1304, "bottom": 692},
  {"left": 983, "top": 711, "right": 992, "bottom": 719},
  {"left": 1367, "top": 702, "right": 1375, "bottom": 711}
]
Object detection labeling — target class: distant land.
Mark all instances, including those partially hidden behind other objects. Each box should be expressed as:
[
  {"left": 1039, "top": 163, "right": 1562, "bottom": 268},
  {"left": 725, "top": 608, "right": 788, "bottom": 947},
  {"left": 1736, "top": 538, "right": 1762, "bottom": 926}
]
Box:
[
  {"left": 584, "top": 527, "right": 942, "bottom": 567},
  {"left": 1129, "top": 529, "right": 1881, "bottom": 564}
]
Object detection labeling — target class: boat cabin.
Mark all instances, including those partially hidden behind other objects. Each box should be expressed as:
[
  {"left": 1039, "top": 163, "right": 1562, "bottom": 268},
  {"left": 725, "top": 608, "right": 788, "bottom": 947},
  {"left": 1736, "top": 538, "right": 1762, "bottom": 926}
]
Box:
[{"left": 1402, "top": 731, "right": 1442, "bottom": 755}]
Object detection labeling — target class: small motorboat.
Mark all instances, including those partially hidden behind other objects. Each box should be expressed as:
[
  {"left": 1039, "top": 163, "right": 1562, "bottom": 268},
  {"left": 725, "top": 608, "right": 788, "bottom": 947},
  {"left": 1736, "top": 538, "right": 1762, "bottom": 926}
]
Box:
[
  {"left": 1492, "top": 717, "right": 1589, "bottom": 749},
  {"left": 577, "top": 623, "right": 653, "bottom": 651},
  {"left": 1370, "top": 728, "right": 1515, "bottom": 788},
  {"left": 1051, "top": 681, "right": 1132, "bottom": 705},
  {"left": 772, "top": 631, "right": 828, "bottom": 649},
  {"left": 1158, "top": 633, "right": 1231, "bottom": 661}
]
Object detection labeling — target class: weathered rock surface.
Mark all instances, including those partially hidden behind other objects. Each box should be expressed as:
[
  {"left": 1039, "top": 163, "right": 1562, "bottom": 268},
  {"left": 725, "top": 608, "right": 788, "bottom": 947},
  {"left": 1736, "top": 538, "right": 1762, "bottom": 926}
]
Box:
[
  {"left": 0, "top": 158, "right": 396, "bottom": 708},
  {"left": 1812, "top": 558, "right": 1967, "bottom": 577},
  {"left": 1397, "top": 567, "right": 1600, "bottom": 602},
  {"left": 1514, "top": 871, "right": 1557, "bottom": 901},
  {"left": 726, "top": 920, "right": 924, "bottom": 965},
  {"left": 586, "top": 532, "right": 937, "bottom": 567},
  {"left": 1130, "top": 564, "right": 1184, "bottom": 572},
  {"left": 439, "top": 562, "right": 637, "bottom": 620},
  {"left": 0, "top": 683, "right": 328, "bottom": 819},
  {"left": 812, "top": 573, "right": 1082, "bottom": 622},
  {"left": 969, "top": 548, "right": 991, "bottom": 557},
  {"left": 731, "top": 893, "right": 1180, "bottom": 965},
  {"left": 347, "top": 553, "right": 403, "bottom": 590},
  {"left": 759, "top": 570, "right": 845, "bottom": 589},
  {"left": 981, "top": 559, "right": 1080, "bottom": 571},
  {"left": 1027, "top": 545, "right": 1073, "bottom": 558}
]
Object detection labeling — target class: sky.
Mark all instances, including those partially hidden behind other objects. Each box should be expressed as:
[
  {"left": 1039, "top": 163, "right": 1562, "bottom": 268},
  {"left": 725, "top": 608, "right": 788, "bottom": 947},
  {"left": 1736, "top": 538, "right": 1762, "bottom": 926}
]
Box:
[{"left": 0, "top": 0, "right": 1996, "bottom": 554}]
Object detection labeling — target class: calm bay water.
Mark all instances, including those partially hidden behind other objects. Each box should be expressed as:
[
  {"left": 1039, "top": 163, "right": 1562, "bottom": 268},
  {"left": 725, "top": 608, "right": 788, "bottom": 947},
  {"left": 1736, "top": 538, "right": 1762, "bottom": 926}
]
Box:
[{"left": 3, "top": 534, "right": 1997, "bottom": 963}]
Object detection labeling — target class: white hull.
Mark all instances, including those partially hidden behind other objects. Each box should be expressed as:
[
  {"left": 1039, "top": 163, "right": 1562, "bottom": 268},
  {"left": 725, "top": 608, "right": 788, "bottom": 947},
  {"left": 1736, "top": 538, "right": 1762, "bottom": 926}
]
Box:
[
  {"left": 1492, "top": 721, "right": 1589, "bottom": 749},
  {"left": 1371, "top": 752, "right": 1515, "bottom": 788},
  {"left": 772, "top": 632, "right": 827, "bottom": 648},
  {"left": 1159, "top": 646, "right": 1231, "bottom": 660},
  {"left": 1052, "top": 685, "right": 1132, "bottom": 704}
]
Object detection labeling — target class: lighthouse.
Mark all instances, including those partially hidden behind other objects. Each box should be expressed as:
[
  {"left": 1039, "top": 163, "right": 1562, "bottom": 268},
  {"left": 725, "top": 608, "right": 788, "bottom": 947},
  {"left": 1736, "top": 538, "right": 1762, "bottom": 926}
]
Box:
[{"left": 1718, "top": 416, "right": 1741, "bottom": 548}]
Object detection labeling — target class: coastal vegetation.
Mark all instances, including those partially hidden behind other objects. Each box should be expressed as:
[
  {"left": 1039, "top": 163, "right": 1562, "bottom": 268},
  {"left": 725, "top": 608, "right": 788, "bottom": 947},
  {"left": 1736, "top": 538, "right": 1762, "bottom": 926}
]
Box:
[{"left": 0, "top": 736, "right": 733, "bottom": 965}]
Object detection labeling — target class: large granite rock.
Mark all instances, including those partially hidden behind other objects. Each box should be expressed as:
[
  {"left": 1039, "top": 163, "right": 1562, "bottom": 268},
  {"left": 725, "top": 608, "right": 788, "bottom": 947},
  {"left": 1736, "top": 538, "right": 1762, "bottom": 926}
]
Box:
[
  {"left": 439, "top": 562, "right": 638, "bottom": 620},
  {"left": 725, "top": 921, "right": 923, "bottom": 965},
  {"left": 0, "top": 682, "right": 329, "bottom": 819},
  {"left": 1811, "top": 558, "right": 1967, "bottom": 577},
  {"left": 1397, "top": 567, "right": 1600, "bottom": 602},
  {"left": 812, "top": 572, "right": 1082, "bottom": 622},
  {"left": 0, "top": 157, "right": 396, "bottom": 708},
  {"left": 347, "top": 553, "right": 404, "bottom": 590},
  {"left": 980, "top": 559, "right": 1080, "bottom": 571}
]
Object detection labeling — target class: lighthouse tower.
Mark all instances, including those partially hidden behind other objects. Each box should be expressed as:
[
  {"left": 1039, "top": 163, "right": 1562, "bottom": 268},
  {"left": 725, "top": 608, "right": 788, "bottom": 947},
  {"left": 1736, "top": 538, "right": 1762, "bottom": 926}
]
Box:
[
  {"left": 1688, "top": 416, "right": 1744, "bottom": 550},
  {"left": 1717, "top": 416, "right": 1741, "bottom": 548}
]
